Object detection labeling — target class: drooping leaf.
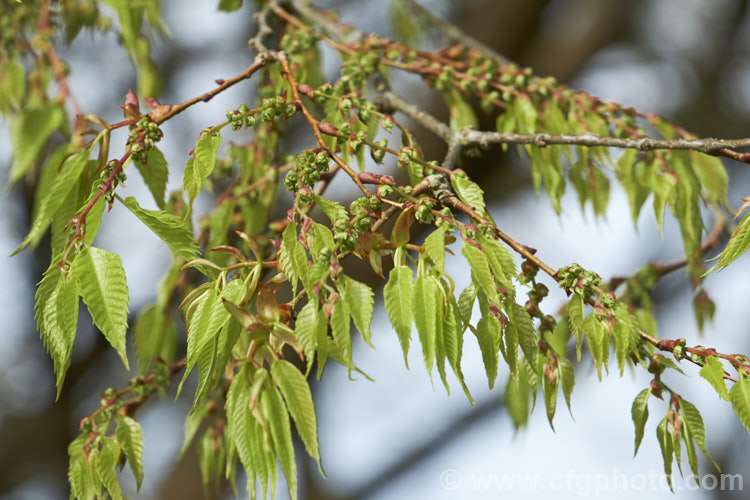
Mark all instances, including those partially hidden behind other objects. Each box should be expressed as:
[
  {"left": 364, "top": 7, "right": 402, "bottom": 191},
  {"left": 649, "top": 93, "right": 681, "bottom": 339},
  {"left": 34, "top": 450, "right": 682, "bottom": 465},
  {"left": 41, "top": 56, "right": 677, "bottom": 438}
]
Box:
[
  {"left": 9, "top": 102, "right": 66, "bottom": 185},
  {"left": 583, "top": 315, "right": 608, "bottom": 379},
  {"left": 116, "top": 415, "right": 145, "bottom": 490},
  {"left": 510, "top": 302, "right": 538, "bottom": 367},
  {"left": 225, "top": 369, "right": 255, "bottom": 487},
  {"left": 567, "top": 294, "right": 585, "bottom": 361},
  {"left": 120, "top": 196, "right": 201, "bottom": 262},
  {"left": 184, "top": 132, "right": 222, "bottom": 209},
  {"left": 260, "top": 387, "right": 297, "bottom": 500},
  {"left": 330, "top": 297, "right": 352, "bottom": 370},
  {"left": 679, "top": 397, "right": 719, "bottom": 472},
  {"left": 699, "top": 356, "right": 729, "bottom": 401},
  {"left": 443, "top": 89, "right": 478, "bottom": 130},
  {"left": 270, "top": 360, "right": 321, "bottom": 467},
  {"left": 462, "top": 241, "right": 497, "bottom": 305},
  {"left": 444, "top": 294, "right": 472, "bottom": 402},
  {"left": 35, "top": 264, "right": 79, "bottom": 399},
  {"left": 423, "top": 227, "right": 446, "bottom": 272},
  {"left": 72, "top": 246, "right": 130, "bottom": 368},
  {"left": 15, "top": 148, "right": 91, "bottom": 254},
  {"left": 631, "top": 388, "right": 650, "bottom": 456},
  {"left": 613, "top": 302, "right": 634, "bottom": 375},
  {"left": 413, "top": 274, "right": 440, "bottom": 375},
  {"left": 179, "top": 405, "right": 209, "bottom": 459},
  {"left": 656, "top": 416, "right": 675, "bottom": 491},
  {"left": 341, "top": 275, "right": 374, "bottom": 347},
  {"left": 384, "top": 266, "right": 414, "bottom": 365},
  {"left": 730, "top": 375, "right": 750, "bottom": 435},
  {"left": 505, "top": 367, "right": 530, "bottom": 429},
  {"left": 93, "top": 437, "right": 123, "bottom": 500},
  {"left": 133, "top": 303, "right": 177, "bottom": 374},
  {"left": 691, "top": 152, "right": 728, "bottom": 204},
  {"left": 294, "top": 301, "right": 320, "bottom": 374},
  {"left": 542, "top": 364, "right": 559, "bottom": 428},
  {"left": 136, "top": 147, "right": 169, "bottom": 209},
  {"left": 709, "top": 211, "right": 750, "bottom": 273},
  {"left": 474, "top": 315, "right": 499, "bottom": 388},
  {"left": 477, "top": 233, "right": 517, "bottom": 286},
  {"left": 180, "top": 286, "right": 231, "bottom": 402},
  {"left": 558, "top": 356, "right": 575, "bottom": 413},
  {"left": 457, "top": 282, "right": 476, "bottom": 326}
]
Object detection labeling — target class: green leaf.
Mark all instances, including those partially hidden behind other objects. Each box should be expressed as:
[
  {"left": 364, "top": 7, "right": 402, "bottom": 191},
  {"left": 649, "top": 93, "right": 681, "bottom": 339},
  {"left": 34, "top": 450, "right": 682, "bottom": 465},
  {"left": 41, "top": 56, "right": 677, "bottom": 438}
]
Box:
[
  {"left": 510, "top": 302, "right": 538, "bottom": 367},
  {"left": 699, "top": 356, "right": 729, "bottom": 400},
  {"left": 709, "top": 211, "right": 750, "bottom": 272},
  {"left": 120, "top": 196, "right": 201, "bottom": 262},
  {"left": 631, "top": 388, "right": 650, "bottom": 456},
  {"left": 691, "top": 153, "right": 728, "bottom": 203},
  {"left": 433, "top": 281, "right": 448, "bottom": 393},
  {"left": 559, "top": 356, "right": 575, "bottom": 412},
  {"left": 94, "top": 437, "right": 123, "bottom": 500},
  {"left": 294, "top": 301, "right": 321, "bottom": 374},
  {"left": 260, "top": 387, "right": 297, "bottom": 500},
  {"left": 444, "top": 89, "right": 478, "bottom": 130},
  {"left": 136, "top": 147, "right": 169, "bottom": 209},
  {"left": 730, "top": 375, "right": 750, "bottom": 435},
  {"left": 423, "top": 227, "right": 446, "bottom": 272},
  {"left": 9, "top": 102, "right": 66, "bottom": 185},
  {"left": 457, "top": 282, "right": 476, "bottom": 326},
  {"left": 270, "top": 360, "right": 321, "bottom": 466},
  {"left": 218, "top": 0, "right": 243, "bottom": 12},
  {"left": 310, "top": 222, "right": 334, "bottom": 258},
  {"left": 68, "top": 452, "right": 96, "bottom": 500},
  {"left": 679, "top": 397, "right": 719, "bottom": 471},
  {"left": 116, "top": 415, "right": 145, "bottom": 490},
  {"left": 184, "top": 132, "right": 222, "bottom": 209},
  {"left": 613, "top": 302, "right": 634, "bottom": 375},
  {"left": 330, "top": 297, "right": 352, "bottom": 370},
  {"left": 314, "top": 195, "right": 348, "bottom": 223},
  {"left": 474, "top": 315, "right": 499, "bottom": 388},
  {"left": 225, "top": 370, "right": 255, "bottom": 482},
  {"left": 477, "top": 234, "right": 516, "bottom": 285},
  {"left": 567, "top": 295, "right": 585, "bottom": 361},
  {"left": 179, "top": 405, "right": 209, "bottom": 459},
  {"left": 444, "top": 295, "right": 472, "bottom": 402},
  {"left": 133, "top": 303, "right": 177, "bottom": 374},
  {"left": 505, "top": 367, "right": 530, "bottom": 429},
  {"left": 656, "top": 416, "right": 675, "bottom": 491},
  {"left": 516, "top": 97, "right": 538, "bottom": 134},
  {"left": 35, "top": 264, "right": 79, "bottom": 399},
  {"left": 462, "top": 241, "right": 497, "bottom": 305},
  {"left": 51, "top": 173, "right": 85, "bottom": 256},
  {"left": 342, "top": 275, "right": 374, "bottom": 347},
  {"left": 15, "top": 148, "right": 91, "bottom": 254},
  {"left": 542, "top": 365, "right": 559, "bottom": 428},
  {"left": 413, "top": 274, "right": 440, "bottom": 375},
  {"left": 615, "top": 149, "right": 650, "bottom": 225},
  {"left": 451, "top": 176, "right": 486, "bottom": 214},
  {"left": 584, "top": 315, "right": 608, "bottom": 379},
  {"left": 384, "top": 266, "right": 414, "bottom": 366},
  {"left": 178, "top": 288, "right": 228, "bottom": 400},
  {"left": 73, "top": 246, "right": 130, "bottom": 369}
]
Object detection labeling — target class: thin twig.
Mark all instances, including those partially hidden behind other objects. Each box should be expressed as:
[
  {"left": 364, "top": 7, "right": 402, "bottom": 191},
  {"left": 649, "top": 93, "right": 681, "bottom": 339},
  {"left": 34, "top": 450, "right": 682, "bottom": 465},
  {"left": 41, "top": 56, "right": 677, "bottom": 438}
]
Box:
[
  {"left": 277, "top": 52, "right": 370, "bottom": 196},
  {"left": 152, "top": 53, "right": 273, "bottom": 125}
]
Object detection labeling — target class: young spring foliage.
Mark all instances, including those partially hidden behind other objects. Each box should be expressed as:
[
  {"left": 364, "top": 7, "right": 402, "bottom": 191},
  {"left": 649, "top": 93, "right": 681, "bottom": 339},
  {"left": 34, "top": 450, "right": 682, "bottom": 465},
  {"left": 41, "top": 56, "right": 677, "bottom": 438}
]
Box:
[{"left": 4, "top": 0, "right": 750, "bottom": 497}]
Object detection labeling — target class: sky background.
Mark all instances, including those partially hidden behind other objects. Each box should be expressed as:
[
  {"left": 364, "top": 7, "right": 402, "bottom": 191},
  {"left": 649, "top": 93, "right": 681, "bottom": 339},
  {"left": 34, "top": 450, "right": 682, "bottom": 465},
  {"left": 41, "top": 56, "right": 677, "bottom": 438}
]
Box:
[{"left": 2, "top": 0, "right": 750, "bottom": 499}]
